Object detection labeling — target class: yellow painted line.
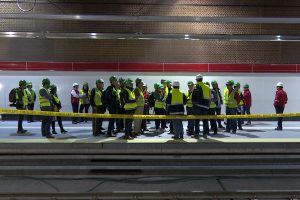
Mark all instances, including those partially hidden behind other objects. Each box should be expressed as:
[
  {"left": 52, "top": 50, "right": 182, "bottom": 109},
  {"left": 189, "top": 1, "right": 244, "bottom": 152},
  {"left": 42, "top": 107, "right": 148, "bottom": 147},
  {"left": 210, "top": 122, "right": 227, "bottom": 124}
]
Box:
[{"left": 0, "top": 108, "right": 299, "bottom": 119}]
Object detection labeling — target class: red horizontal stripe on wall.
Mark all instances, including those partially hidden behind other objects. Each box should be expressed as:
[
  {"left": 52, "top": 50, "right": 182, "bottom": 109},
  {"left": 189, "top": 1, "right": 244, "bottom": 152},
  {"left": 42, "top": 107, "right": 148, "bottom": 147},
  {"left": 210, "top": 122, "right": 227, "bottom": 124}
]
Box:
[
  {"left": 119, "top": 63, "right": 163, "bottom": 72},
  {"left": 209, "top": 64, "right": 252, "bottom": 72},
  {"left": 164, "top": 63, "right": 208, "bottom": 72},
  {"left": 0, "top": 62, "right": 26, "bottom": 70},
  {"left": 27, "top": 62, "right": 73, "bottom": 71},
  {"left": 253, "top": 64, "right": 297, "bottom": 73},
  {"left": 73, "top": 63, "right": 118, "bottom": 71}
]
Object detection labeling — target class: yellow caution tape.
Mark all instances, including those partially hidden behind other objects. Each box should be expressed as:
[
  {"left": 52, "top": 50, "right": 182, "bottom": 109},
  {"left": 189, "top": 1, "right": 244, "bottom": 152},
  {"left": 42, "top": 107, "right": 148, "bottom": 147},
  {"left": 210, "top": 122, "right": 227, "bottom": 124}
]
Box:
[{"left": 0, "top": 108, "right": 299, "bottom": 120}]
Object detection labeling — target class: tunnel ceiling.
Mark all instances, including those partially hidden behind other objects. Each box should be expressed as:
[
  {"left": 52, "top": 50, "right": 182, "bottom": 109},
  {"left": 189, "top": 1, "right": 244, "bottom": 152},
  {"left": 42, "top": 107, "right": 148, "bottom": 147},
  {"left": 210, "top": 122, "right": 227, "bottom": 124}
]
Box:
[
  {"left": 1, "top": 0, "right": 300, "bottom": 37},
  {"left": 1, "top": 0, "right": 300, "bottom": 63}
]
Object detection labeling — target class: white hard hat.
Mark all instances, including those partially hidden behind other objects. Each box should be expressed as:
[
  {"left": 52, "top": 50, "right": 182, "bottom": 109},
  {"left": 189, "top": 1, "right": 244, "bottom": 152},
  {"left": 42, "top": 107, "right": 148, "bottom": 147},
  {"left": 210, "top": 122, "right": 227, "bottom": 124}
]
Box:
[
  {"left": 173, "top": 80, "right": 180, "bottom": 87},
  {"left": 196, "top": 74, "right": 203, "bottom": 80},
  {"left": 73, "top": 83, "right": 79, "bottom": 87},
  {"left": 276, "top": 82, "right": 283, "bottom": 87}
]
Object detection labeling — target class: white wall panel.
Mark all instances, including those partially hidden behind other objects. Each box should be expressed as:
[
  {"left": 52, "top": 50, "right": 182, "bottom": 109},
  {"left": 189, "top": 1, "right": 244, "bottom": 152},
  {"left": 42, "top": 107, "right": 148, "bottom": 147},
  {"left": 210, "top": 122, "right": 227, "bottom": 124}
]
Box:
[{"left": 0, "top": 72, "right": 298, "bottom": 114}]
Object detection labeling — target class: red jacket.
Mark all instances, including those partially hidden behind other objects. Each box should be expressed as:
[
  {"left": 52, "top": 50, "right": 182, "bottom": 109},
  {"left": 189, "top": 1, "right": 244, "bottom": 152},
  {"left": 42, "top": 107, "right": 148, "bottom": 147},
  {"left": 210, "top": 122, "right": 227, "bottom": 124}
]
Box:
[
  {"left": 243, "top": 89, "right": 252, "bottom": 108},
  {"left": 274, "top": 88, "right": 288, "bottom": 108}
]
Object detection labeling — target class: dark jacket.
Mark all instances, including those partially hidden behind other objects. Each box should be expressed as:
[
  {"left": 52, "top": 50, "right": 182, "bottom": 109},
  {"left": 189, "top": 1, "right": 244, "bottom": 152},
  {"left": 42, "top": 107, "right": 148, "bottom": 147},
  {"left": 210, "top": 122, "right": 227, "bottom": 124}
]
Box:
[
  {"left": 192, "top": 83, "right": 210, "bottom": 109},
  {"left": 90, "top": 88, "right": 106, "bottom": 112},
  {"left": 166, "top": 90, "right": 187, "bottom": 115},
  {"left": 16, "top": 87, "right": 25, "bottom": 109},
  {"left": 121, "top": 86, "right": 136, "bottom": 105},
  {"left": 105, "top": 85, "right": 120, "bottom": 108}
]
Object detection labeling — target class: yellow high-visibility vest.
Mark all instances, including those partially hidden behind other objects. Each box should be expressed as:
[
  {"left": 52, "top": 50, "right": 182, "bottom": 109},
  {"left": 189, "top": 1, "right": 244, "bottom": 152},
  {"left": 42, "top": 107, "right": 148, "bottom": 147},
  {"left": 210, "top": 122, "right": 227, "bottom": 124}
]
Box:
[
  {"left": 39, "top": 87, "right": 51, "bottom": 107},
  {"left": 136, "top": 87, "right": 145, "bottom": 107},
  {"left": 124, "top": 88, "right": 137, "bottom": 111},
  {"left": 16, "top": 89, "right": 28, "bottom": 107},
  {"left": 94, "top": 88, "right": 103, "bottom": 106},
  {"left": 171, "top": 89, "right": 183, "bottom": 105},
  {"left": 224, "top": 89, "right": 237, "bottom": 108},
  {"left": 53, "top": 95, "right": 60, "bottom": 112},
  {"left": 186, "top": 91, "right": 193, "bottom": 108},
  {"left": 237, "top": 90, "right": 244, "bottom": 106}
]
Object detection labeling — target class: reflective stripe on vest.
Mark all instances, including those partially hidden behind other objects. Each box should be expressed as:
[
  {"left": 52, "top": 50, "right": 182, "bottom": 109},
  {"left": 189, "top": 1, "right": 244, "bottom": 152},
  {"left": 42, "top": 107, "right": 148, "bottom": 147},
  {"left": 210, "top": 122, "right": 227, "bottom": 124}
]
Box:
[
  {"left": 79, "top": 90, "right": 90, "bottom": 104},
  {"left": 171, "top": 89, "right": 183, "bottom": 106},
  {"left": 23, "top": 90, "right": 28, "bottom": 106},
  {"left": 71, "top": 89, "right": 79, "bottom": 104},
  {"left": 238, "top": 90, "right": 244, "bottom": 106},
  {"left": 124, "top": 88, "right": 137, "bottom": 110},
  {"left": 224, "top": 89, "right": 237, "bottom": 108},
  {"left": 136, "top": 87, "right": 145, "bottom": 107},
  {"left": 186, "top": 91, "right": 193, "bottom": 108},
  {"left": 39, "top": 87, "right": 51, "bottom": 107},
  {"left": 53, "top": 95, "right": 60, "bottom": 112},
  {"left": 94, "top": 88, "right": 103, "bottom": 106},
  {"left": 194, "top": 82, "right": 210, "bottom": 109},
  {"left": 27, "top": 89, "right": 35, "bottom": 104},
  {"left": 209, "top": 91, "right": 217, "bottom": 109},
  {"left": 113, "top": 87, "right": 120, "bottom": 102}
]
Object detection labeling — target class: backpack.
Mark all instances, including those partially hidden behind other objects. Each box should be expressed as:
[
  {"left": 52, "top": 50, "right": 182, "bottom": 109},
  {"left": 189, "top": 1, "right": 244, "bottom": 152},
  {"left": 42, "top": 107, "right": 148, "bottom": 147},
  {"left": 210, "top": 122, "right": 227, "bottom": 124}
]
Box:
[{"left": 9, "top": 88, "right": 18, "bottom": 103}]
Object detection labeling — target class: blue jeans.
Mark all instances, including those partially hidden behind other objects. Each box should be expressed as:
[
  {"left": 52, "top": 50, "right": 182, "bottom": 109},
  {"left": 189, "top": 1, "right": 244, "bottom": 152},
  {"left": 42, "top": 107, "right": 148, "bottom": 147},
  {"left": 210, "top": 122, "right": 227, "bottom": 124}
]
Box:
[
  {"left": 226, "top": 107, "right": 237, "bottom": 132},
  {"left": 125, "top": 109, "right": 135, "bottom": 136},
  {"left": 172, "top": 118, "right": 184, "bottom": 138},
  {"left": 275, "top": 106, "right": 284, "bottom": 129},
  {"left": 242, "top": 106, "right": 251, "bottom": 123},
  {"left": 194, "top": 107, "right": 209, "bottom": 136},
  {"left": 186, "top": 107, "right": 195, "bottom": 134}
]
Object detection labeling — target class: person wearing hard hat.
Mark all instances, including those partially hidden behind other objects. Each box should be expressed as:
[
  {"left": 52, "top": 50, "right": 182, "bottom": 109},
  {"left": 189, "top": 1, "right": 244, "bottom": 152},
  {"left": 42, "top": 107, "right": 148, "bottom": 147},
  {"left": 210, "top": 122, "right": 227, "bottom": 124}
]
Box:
[
  {"left": 206, "top": 82, "right": 218, "bottom": 135},
  {"left": 39, "top": 78, "right": 54, "bottom": 138},
  {"left": 242, "top": 84, "right": 252, "bottom": 125},
  {"left": 90, "top": 79, "right": 106, "bottom": 136},
  {"left": 120, "top": 78, "right": 137, "bottom": 139},
  {"left": 192, "top": 74, "right": 210, "bottom": 139},
  {"left": 71, "top": 83, "right": 81, "bottom": 124},
  {"left": 132, "top": 78, "right": 145, "bottom": 136},
  {"left": 274, "top": 82, "right": 288, "bottom": 130},
  {"left": 166, "top": 80, "right": 187, "bottom": 139},
  {"left": 234, "top": 82, "right": 244, "bottom": 130},
  {"left": 50, "top": 84, "right": 67, "bottom": 135},
  {"left": 148, "top": 83, "right": 167, "bottom": 133},
  {"left": 105, "top": 76, "right": 121, "bottom": 137},
  {"left": 79, "top": 82, "right": 91, "bottom": 123},
  {"left": 141, "top": 82, "right": 150, "bottom": 132},
  {"left": 26, "top": 81, "right": 36, "bottom": 123},
  {"left": 186, "top": 81, "right": 195, "bottom": 136},
  {"left": 211, "top": 80, "right": 224, "bottom": 129},
  {"left": 224, "top": 80, "right": 240, "bottom": 134},
  {"left": 117, "top": 77, "right": 126, "bottom": 132},
  {"left": 15, "top": 80, "right": 28, "bottom": 134}
]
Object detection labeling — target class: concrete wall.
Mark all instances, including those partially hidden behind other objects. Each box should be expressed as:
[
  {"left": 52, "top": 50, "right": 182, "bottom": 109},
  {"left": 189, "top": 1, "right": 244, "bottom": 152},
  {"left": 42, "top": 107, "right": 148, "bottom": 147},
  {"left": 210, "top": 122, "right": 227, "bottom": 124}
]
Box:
[{"left": 0, "top": 71, "right": 298, "bottom": 114}]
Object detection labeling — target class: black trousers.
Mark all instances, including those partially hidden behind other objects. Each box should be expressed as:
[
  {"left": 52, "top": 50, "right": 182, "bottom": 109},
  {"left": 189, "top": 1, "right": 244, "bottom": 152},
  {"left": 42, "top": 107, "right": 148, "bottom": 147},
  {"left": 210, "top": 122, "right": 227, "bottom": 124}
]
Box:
[
  {"left": 27, "top": 103, "right": 34, "bottom": 122},
  {"left": 52, "top": 116, "right": 65, "bottom": 133},
  {"left": 154, "top": 108, "right": 166, "bottom": 129},
  {"left": 107, "top": 105, "right": 119, "bottom": 134},
  {"left": 209, "top": 108, "right": 217, "bottom": 133},
  {"left": 41, "top": 106, "right": 52, "bottom": 137},
  {"left": 72, "top": 103, "right": 79, "bottom": 123},
  {"left": 117, "top": 107, "right": 125, "bottom": 130},
  {"left": 79, "top": 104, "right": 90, "bottom": 122},
  {"left": 275, "top": 106, "right": 284, "bottom": 129},
  {"left": 17, "top": 108, "right": 25, "bottom": 131},
  {"left": 92, "top": 106, "right": 104, "bottom": 136}
]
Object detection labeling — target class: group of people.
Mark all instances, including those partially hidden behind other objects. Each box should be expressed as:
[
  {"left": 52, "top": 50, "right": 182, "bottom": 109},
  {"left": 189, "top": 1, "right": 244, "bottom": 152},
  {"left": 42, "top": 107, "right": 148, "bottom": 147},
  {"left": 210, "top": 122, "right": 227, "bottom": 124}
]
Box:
[{"left": 12, "top": 73, "right": 288, "bottom": 139}]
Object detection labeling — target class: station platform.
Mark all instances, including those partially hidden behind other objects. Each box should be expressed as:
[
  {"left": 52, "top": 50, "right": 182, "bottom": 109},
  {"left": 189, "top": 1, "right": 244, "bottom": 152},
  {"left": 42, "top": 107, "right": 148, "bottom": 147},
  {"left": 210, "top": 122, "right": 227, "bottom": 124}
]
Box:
[{"left": 0, "top": 120, "right": 299, "bottom": 143}]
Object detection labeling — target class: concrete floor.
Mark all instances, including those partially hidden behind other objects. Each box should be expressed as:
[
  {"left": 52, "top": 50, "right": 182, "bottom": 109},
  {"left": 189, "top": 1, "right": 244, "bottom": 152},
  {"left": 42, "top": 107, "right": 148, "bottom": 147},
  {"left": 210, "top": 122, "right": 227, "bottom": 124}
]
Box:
[{"left": 1, "top": 120, "right": 300, "bottom": 143}]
